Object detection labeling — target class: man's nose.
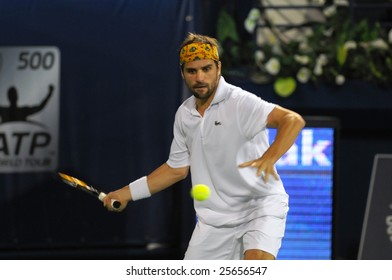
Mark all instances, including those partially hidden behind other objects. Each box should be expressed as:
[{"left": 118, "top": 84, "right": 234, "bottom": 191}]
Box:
[{"left": 195, "top": 70, "right": 205, "bottom": 82}]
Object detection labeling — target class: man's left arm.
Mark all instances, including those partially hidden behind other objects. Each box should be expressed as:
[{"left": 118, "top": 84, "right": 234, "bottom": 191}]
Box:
[{"left": 239, "top": 105, "right": 305, "bottom": 181}]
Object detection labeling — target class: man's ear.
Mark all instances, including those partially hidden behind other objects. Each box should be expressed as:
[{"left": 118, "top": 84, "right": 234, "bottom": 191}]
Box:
[{"left": 179, "top": 66, "right": 184, "bottom": 79}]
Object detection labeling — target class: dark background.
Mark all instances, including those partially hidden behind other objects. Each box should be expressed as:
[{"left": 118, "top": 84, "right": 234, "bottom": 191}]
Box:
[{"left": 0, "top": 0, "right": 392, "bottom": 260}]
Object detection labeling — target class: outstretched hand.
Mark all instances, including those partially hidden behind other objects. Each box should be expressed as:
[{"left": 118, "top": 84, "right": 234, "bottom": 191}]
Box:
[{"left": 238, "top": 157, "right": 279, "bottom": 183}]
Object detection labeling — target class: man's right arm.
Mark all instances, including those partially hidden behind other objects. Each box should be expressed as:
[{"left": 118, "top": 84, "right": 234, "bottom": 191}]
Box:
[
  {"left": 147, "top": 163, "right": 189, "bottom": 195},
  {"left": 103, "top": 163, "right": 189, "bottom": 211}
]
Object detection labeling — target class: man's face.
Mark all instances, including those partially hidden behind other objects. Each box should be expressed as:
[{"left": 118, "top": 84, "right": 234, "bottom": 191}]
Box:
[{"left": 182, "top": 59, "right": 221, "bottom": 101}]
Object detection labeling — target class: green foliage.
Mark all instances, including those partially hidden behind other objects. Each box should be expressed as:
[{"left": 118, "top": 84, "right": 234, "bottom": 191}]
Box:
[
  {"left": 219, "top": 4, "right": 392, "bottom": 96},
  {"left": 217, "top": 8, "right": 255, "bottom": 76},
  {"left": 217, "top": 9, "right": 239, "bottom": 43}
]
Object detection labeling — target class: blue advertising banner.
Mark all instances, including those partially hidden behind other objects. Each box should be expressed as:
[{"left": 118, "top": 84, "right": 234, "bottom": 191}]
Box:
[{"left": 269, "top": 124, "right": 336, "bottom": 259}]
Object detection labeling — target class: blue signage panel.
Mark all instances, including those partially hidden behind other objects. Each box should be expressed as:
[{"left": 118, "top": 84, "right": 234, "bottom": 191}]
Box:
[{"left": 269, "top": 126, "right": 335, "bottom": 260}]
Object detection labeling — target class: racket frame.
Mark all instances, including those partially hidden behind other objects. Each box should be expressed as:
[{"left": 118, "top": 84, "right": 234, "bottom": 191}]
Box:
[{"left": 58, "top": 172, "right": 121, "bottom": 209}]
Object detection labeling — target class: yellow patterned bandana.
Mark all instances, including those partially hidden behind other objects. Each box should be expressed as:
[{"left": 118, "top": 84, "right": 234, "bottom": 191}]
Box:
[{"left": 179, "top": 43, "right": 219, "bottom": 65}]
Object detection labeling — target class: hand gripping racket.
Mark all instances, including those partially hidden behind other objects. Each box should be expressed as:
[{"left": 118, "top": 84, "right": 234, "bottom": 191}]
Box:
[{"left": 58, "top": 172, "right": 121, "bottom": 209}]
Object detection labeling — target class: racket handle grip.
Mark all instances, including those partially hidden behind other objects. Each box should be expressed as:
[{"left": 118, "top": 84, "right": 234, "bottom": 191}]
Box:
[
  {"left": 111, "top": 200, "right": 121, "bottom": 209},
  {"left": 99, "top": 193, "right": 121, "bottom": 210}
]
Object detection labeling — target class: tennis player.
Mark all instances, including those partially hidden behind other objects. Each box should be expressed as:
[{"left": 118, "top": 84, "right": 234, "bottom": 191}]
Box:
[{"left": 104, "top": 33, "right": 305, "bottom": 260}]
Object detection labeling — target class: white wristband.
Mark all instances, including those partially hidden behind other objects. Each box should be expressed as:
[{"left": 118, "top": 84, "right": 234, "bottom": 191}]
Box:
[{"left": 129, "top": 176, "right": 151, "bottom": 201}]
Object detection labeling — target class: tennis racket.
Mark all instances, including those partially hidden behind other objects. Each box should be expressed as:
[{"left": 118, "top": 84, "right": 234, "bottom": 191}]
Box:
[{"left": 57, "top": 172, "right": 121, "bottom": 209}]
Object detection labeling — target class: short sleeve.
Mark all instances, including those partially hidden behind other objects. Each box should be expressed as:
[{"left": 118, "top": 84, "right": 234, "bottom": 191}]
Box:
[
  {"left": 166, "top": 108, "right": 190, "bottom": 168},
  {"left": 237, "top": 92, "right": 276, "bottom": 139}
]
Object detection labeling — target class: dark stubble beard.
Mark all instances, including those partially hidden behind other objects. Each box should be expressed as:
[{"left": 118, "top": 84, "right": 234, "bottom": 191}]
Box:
[{"left": 189, "top": 74, "right": 220, "bottom": 101}]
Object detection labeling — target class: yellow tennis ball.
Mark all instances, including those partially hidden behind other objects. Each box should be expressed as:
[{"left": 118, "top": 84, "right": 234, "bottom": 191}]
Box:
[{"left": 191, "top": 184, "right": 210, "bottom": 201}]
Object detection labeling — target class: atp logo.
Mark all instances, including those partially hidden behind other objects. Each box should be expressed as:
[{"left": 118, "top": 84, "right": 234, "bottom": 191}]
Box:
[
  {"left": 0, "top": 46, "right": 60, "bottom": 173},
  {"left": 0, "top": 85, "right": 54, "bottom": 157},
  {"left": 0, "top": 85, "right": 53, "bottom": 125}
]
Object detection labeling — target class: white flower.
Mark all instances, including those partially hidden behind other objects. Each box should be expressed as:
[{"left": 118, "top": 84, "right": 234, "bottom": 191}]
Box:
[
  {"left": 317, "top": 54, "right": 328, "bottom": 66},
  {"left": 244, "top": 18, "right": 257, "bottom": 33},
  {"left": 244, "top": 8, "right": 261, "bottom": 33},
  {"left": 247, "top": 8, "right": 261, "bottom": 21},
  {"left": 370, "top": 39, "right": 389, "bottom": 50},
  {"left": 297, "top": 67, "right": 311, "bottom": 83},
  {"left": 271, "top": 43, "right": 283, "bottom": 55},
  {"left": 267, "top": 33, "right": 278, "bottom": 45},
  {"left": 294, "top": 55, "right": 310, "bottom": 65},
  {"left": 299, "top": 42, "right": 311, "bottom": 52},
  {"left": 314, "top": 63, "right": 323, "bottom": 76},
  {"left": 254, "top": 50, "right": 265, "bottom": 64},
  {"left": 254, "top": 50, "right": 265, "bottom": 69},
  {"left": 323, "top": 5, "right": 337, "bottom": 18},
  {"left": 389, "top": 29, "right": 392, "bottom": 44},
  {"left": 335, "top": 74, "right": 346, "bottom": 85},
  {"left": 334, "top": 0, "right": 349, "bottom": 6},
  {"left": 314, "top": 55, "right": 327, "bottom": 76},
  {"left": 360, "top": 39, "right": 389, "bottom": 50},
  {"left": 304, "top": 28, "right": 314, "bottom": 37},
  {"left": 323, "top": 27, "right": 334, "bottom": 37},
  {"left": 265, "top": 58, "right": 281, "bottom": 75},
  {"left": 344, "top": 40, "right": 357, "bottom": 50},
  {"left": 310, "top": 0, "right": 325, "bottom": 5}
]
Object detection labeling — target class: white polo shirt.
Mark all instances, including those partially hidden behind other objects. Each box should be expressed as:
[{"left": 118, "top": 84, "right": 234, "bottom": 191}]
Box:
[{"left": 167, "top": 77, "right": 288, "bottom": 227}]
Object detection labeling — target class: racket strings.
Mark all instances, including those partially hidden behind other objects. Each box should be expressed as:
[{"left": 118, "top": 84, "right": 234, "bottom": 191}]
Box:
[
  {"left": 58, "top": 172, "right": 88, "bottom": 187},
  {"left": 57, "top": 172, "right": 120, "bottom": 209},
  {"left": 58, "top": 172, "right": 102, "bottom": 197}
]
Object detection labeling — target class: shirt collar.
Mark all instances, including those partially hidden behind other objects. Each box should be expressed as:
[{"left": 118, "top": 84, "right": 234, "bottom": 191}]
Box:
[
  {"left": 186, "top": 76, "right": 228, "bottom": 116},
  {"left": 210, "top": 76, "right": 227, "bottom": 106}
]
